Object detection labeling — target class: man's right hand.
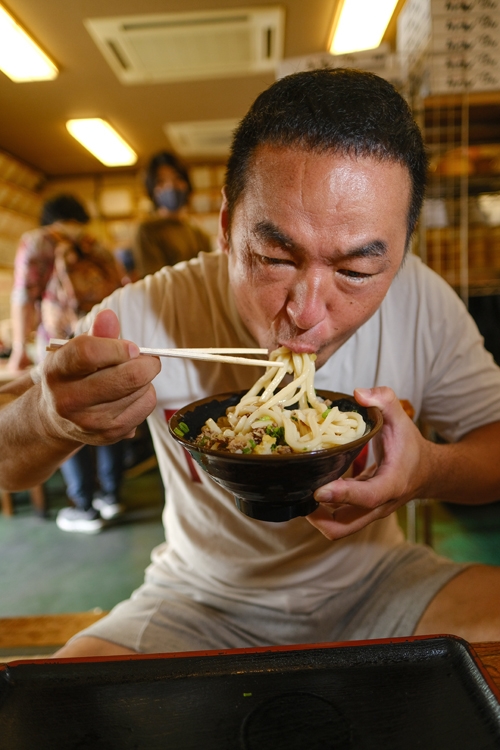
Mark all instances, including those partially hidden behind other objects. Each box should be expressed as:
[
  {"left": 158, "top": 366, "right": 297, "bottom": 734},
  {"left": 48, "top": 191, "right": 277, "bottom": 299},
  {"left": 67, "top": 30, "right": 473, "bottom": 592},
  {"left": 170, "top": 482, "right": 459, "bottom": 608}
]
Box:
[{"left": 38, "top": 309, "right": 161, "bottom": 446}]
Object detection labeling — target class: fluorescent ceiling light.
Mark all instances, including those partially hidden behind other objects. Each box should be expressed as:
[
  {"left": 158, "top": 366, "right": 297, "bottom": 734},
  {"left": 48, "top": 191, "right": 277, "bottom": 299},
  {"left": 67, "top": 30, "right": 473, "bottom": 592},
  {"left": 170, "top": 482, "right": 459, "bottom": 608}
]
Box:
[
  {"left": 330, "top": 0, "right": 399, "bottom": 56},
  {"left": 66, "top": 119, "right": 137, "bottom": 167},
  {"left": 0, "top": 4, "right": 58, "bottom": 81}
]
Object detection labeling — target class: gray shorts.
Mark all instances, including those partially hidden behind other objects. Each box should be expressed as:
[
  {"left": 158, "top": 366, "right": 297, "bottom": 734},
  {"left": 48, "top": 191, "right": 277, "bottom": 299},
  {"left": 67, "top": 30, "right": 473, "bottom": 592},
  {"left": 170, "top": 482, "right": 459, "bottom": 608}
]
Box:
[{"left": 71, "top": 542, "right": 469, "bottom": 654}]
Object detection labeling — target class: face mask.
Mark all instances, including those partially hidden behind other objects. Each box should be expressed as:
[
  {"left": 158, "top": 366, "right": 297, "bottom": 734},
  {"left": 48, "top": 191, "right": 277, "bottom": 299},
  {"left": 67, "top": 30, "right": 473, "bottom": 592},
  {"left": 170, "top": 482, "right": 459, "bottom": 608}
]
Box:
[{"left": 155, "top": 187, "right": 188, "bottom": 212}]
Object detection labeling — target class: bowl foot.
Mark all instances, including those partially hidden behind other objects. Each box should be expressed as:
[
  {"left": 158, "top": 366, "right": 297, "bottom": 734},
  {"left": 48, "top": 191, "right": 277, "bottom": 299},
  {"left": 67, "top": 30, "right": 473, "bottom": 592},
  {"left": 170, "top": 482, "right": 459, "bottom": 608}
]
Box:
[{"left": 234, "top": 495, "right": 318, "bottom": 522}]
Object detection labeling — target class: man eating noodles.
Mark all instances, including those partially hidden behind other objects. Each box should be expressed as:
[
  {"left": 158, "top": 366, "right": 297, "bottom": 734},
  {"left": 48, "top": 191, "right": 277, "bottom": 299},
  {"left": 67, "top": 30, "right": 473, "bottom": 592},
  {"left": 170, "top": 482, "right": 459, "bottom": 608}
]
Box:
[{"left": 1, "top": 69, "right": 500, "bottom": 656}]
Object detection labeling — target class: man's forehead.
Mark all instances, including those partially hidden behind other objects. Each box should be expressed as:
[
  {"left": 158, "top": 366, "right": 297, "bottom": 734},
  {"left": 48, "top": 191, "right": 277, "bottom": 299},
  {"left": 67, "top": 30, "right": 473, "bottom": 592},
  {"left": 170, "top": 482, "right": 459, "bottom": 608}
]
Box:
[{"left": 245, "top": 143, "right": 409, "bottom": 189}]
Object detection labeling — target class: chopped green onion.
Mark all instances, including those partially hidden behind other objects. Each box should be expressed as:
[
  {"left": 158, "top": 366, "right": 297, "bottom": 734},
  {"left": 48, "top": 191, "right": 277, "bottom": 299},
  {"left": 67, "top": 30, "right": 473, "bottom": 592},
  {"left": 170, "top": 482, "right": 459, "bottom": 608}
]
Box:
[
  {"left": 321, "top": 408, "right": 331, "bottom": 419},
  {"left": 260, "top": 415, "right": 272, "bottom": 421},
  {"left": 178, "top": 421, "right": 190, "bottom": 434},
  {"left": 242, "top": 447, "right": 252, "bottom": 454},
  {"left": 173, "top": 427, "right": 185, "bottom": 438},
  {"left": 249, "top": 439, "right": 256, "bottom": 448},
  {"left": 265, "top": 425, "right": 285, "bottom": 441}
]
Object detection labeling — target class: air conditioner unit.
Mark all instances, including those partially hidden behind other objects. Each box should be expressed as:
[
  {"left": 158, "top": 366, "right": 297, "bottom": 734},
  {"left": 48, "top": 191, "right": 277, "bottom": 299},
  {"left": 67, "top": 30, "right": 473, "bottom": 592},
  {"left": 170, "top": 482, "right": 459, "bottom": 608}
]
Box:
[
  {"left": 165, "top": 119, "right": 240, "bottom": 158},
  {"left": 84, "top": 7, "right": 285, "bottom": 85}
]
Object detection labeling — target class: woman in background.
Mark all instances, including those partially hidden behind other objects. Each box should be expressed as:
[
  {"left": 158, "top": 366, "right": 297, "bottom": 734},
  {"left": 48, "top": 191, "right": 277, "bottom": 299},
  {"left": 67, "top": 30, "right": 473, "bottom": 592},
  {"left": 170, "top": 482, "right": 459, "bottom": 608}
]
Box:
[
  {"left": 8, "top": 194, "right": 125, "bottom": 534},
  {"left": 134, "top": 151, "right": 212, "bottom": 277}
]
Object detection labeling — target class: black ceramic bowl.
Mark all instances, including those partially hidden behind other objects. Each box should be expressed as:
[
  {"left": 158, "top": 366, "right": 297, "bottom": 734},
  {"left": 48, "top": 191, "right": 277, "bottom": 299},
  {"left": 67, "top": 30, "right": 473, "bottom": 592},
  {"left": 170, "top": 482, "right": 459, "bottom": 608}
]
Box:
[{"left": 169, "top": 390, "right": 383, "bottom": 523}]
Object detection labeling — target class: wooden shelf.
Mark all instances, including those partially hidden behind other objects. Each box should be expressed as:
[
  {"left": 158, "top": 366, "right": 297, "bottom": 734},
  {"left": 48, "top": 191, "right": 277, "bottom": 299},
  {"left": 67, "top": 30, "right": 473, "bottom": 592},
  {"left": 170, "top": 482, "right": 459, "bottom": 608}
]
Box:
[
  {"left": 419, "top": 92, "right": 500, "bottom": 147},
  {"left": 423, "top": 91, "right": 500, "bottom": 109}
]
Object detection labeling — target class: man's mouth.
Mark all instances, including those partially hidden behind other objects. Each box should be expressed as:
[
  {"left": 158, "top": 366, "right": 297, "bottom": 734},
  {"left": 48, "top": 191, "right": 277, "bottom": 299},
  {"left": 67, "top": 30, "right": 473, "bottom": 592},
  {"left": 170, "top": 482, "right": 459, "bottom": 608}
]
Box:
[{"left": 278, "top": 339, "right": 318, "bottom": 355}]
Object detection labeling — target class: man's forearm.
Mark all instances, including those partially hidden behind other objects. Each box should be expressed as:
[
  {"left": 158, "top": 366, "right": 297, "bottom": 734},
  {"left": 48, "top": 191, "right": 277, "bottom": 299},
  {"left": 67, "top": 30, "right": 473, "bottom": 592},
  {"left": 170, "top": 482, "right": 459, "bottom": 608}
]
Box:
[
  {"left": 0, "top": 384, "right": 81, "bottom": 491},
  {"left": 420, "top": 421, "right": 500, "bottom": 504}
]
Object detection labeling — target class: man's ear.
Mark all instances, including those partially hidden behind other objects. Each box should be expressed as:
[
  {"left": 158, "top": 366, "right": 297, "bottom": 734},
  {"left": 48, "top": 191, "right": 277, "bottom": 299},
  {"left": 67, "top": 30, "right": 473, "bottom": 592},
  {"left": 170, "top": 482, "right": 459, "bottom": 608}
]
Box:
[{"left": 218, "top": 187, "right": 230, "bottom": 255}]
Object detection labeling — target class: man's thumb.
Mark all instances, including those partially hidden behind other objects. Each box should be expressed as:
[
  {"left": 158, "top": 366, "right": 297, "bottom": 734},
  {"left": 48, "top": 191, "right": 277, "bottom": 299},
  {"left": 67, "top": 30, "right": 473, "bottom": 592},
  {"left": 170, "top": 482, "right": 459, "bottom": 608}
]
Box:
[{"left": 87, "top": 309, "right": 120, "bottom": 339}]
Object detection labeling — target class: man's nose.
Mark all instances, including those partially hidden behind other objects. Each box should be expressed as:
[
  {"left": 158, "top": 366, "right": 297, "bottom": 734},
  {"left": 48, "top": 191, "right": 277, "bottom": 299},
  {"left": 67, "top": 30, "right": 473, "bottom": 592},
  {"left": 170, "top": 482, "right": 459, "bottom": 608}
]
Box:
[{"left": 285, "top": 270, "right": 330, "bottom": 332}]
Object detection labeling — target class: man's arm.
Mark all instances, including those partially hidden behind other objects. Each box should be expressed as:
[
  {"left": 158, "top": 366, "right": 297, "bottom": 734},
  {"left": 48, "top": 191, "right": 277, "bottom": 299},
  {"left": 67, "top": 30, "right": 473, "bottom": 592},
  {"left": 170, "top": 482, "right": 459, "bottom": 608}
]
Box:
[
  {"left": 0, "top": 309, "right": 161, "bottom": 491},
  {"left": 308, "top": 386, "right": 500, "bottom": 541},
  {"left": 0, "top": 379, "right": 82, "bottom": 489},
  {"left": 7, "top": 300, "right": 38, "bottom": 371}
]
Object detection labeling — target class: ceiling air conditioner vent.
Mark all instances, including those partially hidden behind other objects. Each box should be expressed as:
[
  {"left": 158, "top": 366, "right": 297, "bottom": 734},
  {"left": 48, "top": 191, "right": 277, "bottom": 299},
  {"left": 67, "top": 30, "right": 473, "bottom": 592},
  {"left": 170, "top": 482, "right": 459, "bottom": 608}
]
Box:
[
  {"left": 165, "top": 119, "right": 240, "bottom": 158},
  {"left": 84, "top": 7, "right": 285, "bottom": 85}
]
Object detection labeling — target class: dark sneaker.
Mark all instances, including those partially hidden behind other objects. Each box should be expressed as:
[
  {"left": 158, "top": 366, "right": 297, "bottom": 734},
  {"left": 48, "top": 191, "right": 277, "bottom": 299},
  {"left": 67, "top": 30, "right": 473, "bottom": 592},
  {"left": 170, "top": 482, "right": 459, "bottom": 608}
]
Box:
[
  {"left": 92, "top": 494, "right": 125, "bottom": 520},
  {"left": 56, "top": 507, "right": 105, "bottom": 534}
]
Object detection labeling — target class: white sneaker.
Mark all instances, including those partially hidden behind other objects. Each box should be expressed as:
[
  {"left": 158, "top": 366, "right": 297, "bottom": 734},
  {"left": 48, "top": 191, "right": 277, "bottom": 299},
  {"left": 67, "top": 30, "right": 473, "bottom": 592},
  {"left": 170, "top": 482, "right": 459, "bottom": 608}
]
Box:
[
  {"left": 92, "top": 494, "right": 125, "bottom": 520},
  {"left": 56, "top": 507, "right": 105, "bottom": 534}
]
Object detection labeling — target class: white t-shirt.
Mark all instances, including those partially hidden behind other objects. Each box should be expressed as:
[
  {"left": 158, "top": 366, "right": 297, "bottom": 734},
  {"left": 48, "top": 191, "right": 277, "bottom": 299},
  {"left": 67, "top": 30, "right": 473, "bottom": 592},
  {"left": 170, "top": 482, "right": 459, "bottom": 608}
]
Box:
[{"left": 77, "top": 252, "right": 500, "bottom": 614}]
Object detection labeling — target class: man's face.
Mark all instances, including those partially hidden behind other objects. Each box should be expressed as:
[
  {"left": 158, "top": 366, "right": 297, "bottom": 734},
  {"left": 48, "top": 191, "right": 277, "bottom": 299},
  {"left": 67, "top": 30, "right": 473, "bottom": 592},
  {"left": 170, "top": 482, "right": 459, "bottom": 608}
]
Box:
[{"left": 220, "top": 145, "right": 411, "bottom": 368}]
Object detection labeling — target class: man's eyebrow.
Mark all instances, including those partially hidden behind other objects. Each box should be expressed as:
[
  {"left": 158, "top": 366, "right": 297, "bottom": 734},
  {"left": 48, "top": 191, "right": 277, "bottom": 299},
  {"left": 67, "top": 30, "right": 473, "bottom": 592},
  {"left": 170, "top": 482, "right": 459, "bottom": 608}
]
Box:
[
  {"left": 343, "top": 240, "right": 388, "bottom": 259},
  {"left": 253, "top": 220, "right": 298, "bottom": 250},
  {"left": 253, "top": 221, "right": 388, "bottom": 259}
]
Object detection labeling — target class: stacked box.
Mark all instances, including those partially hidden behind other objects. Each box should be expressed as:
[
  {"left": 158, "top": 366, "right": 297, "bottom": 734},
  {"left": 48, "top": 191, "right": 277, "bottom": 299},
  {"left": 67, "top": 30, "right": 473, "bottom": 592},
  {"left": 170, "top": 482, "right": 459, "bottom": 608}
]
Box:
[
  {"left": 429, "top": 0, "right": 500, "bottom": 91},
  {"left": 397, "top": 0, "right": 432, "bottom": 59},
  {"left": 276, "top": 48, "right": 408, "bottom": 91}
]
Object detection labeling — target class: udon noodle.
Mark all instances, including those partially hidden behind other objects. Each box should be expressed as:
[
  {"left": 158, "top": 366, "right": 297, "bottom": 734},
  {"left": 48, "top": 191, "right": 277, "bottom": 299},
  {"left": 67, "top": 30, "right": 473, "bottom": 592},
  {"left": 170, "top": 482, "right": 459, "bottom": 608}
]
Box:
[{"left": 194, "top": 347, "right": 366, "bottom": 455}]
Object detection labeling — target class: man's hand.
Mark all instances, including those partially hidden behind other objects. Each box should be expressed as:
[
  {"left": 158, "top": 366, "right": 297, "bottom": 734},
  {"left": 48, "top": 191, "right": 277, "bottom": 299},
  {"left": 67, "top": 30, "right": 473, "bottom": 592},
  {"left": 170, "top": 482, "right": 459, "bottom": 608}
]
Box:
[
  {"left": 38, "top": 309, "right": 162, "bottom": 446},
  {"left": 307, "top": 387, "right": 433, "bottom": 540}
]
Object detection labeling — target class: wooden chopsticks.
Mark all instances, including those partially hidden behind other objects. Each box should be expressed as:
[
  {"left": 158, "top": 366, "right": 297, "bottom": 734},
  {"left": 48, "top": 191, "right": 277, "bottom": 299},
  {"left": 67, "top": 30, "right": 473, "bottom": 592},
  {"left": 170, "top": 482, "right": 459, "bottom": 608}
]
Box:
[{"left": 46, "top": 339, "right": 285, "bottom": 368}]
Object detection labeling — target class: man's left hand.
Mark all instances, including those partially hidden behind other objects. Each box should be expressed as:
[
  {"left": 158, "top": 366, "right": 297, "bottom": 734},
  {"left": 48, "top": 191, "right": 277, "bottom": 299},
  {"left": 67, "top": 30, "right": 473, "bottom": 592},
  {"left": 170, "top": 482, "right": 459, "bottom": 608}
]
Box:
[{"left": 307, "top": 386, "right": 432, "bottom": 540}]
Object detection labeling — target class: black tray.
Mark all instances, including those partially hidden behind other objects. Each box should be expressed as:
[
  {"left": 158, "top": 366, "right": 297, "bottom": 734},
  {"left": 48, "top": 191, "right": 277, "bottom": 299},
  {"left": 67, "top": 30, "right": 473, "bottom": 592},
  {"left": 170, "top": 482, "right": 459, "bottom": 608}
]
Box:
[{"left": 1, "top": 636, "right": 500, "bottom": 749}]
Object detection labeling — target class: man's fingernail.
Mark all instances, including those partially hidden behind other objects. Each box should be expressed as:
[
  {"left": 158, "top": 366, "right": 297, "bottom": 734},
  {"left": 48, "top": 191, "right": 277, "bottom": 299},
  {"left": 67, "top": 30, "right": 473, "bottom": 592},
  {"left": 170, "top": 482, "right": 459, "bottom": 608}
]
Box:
[
  {"left": 355, "top": 387, "right": 372, "bottom": 398},
  {"left": 128, "top": 343, "right": 140, "bottom": 359},
  {"left": 315, "top": 489, "right": 332, "bottom": 503}
]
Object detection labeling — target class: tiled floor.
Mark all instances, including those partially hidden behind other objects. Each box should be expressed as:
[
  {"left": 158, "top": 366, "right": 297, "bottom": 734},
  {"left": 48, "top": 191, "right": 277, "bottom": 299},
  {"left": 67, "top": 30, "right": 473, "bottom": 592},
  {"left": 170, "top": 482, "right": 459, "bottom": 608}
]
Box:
[
  {"left": 1, "top": 467, "right": 500, "bottom": 618},
  {"left": 0, "top": 467, "right": 165, "bottom": 617}
]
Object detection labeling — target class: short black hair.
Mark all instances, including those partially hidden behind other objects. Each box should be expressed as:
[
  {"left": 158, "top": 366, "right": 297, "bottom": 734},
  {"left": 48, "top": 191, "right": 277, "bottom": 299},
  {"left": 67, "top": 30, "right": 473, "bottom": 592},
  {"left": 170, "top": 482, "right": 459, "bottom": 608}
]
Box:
[
  {"left": 144, "top": 151, "right": 192, "bottom": 206},
  {"left": 225, "top": 68, "right": 428, "bottom": 248},
  {"left": 40, "top": 194, "right": 90, "bottom": 226}
]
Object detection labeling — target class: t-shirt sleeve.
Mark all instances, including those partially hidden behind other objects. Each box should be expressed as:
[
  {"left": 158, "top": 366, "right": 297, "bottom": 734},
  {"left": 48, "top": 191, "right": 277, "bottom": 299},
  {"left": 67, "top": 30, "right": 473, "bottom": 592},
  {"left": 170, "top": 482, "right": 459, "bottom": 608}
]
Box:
[{"left": 418, "top": 267, "right": 500, "bottom": 442}]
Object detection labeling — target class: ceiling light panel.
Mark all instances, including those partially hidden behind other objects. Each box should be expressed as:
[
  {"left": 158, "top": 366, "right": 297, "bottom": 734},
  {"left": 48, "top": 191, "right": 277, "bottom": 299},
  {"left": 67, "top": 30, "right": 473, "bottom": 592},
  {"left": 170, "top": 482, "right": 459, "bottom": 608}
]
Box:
[
  {"left": 66, "top": 119, "right": 137, "bottom": 167},
  {"left": 84, "top": 7, "right": 284, "bottom": 84},
  {"left": 0, "top": 4, "right": 58, "bottom": 81},
  {"left": 330, "top": 0, "right": 399, "bottom": 56}
]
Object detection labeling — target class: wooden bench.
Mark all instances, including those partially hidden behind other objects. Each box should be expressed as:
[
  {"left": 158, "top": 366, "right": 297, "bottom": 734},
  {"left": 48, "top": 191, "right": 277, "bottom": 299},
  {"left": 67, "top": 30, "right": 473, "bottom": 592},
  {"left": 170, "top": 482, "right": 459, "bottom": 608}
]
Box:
[{"left": 0, "top": 611, "right": 107, "bottom": 661}]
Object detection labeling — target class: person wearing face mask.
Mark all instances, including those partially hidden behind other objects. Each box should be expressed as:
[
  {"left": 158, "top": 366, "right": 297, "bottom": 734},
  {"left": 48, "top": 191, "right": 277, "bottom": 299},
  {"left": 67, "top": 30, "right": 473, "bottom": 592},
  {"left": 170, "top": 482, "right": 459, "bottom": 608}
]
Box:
[
  {"left": 134, "top": 151, "right": 213, "bottom": 278},
  {"left": 8, "top": 194, "right": 126, "bottom": 533}
]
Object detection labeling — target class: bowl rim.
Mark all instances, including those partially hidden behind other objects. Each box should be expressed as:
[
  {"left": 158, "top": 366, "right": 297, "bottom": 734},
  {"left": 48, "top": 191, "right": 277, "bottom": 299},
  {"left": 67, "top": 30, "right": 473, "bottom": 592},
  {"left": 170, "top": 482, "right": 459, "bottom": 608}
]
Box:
[{"left": 168, "top": 389, "right": 383, "bottom": 461}]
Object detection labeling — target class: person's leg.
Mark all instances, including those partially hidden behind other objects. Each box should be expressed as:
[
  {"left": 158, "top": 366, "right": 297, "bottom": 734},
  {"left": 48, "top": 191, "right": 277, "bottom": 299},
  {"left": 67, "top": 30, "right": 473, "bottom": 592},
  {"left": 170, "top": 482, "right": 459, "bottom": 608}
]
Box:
[
  {"left": 308, "top": 542, "right": 470, "bottom": 642},
  {"left": 59, "top": 445, "right": 95, "bottom": 510},
  {"left": 50, "top": 588, "right": 265, "bottom": 658},
  {"left": 96, "top": 442, "right": 124, "bottom": 497},
  {"left": 54, "top": 636, "right": 137, "bottom": 657},
  {"left": 414, "top": 564, "right": 500, "bottom": 641},
  {"left": 57, "top": 446, "right": 104, "bottom": 533},
  {"left": 93, "top": 442, "right": 125, "bottom": 519}
]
